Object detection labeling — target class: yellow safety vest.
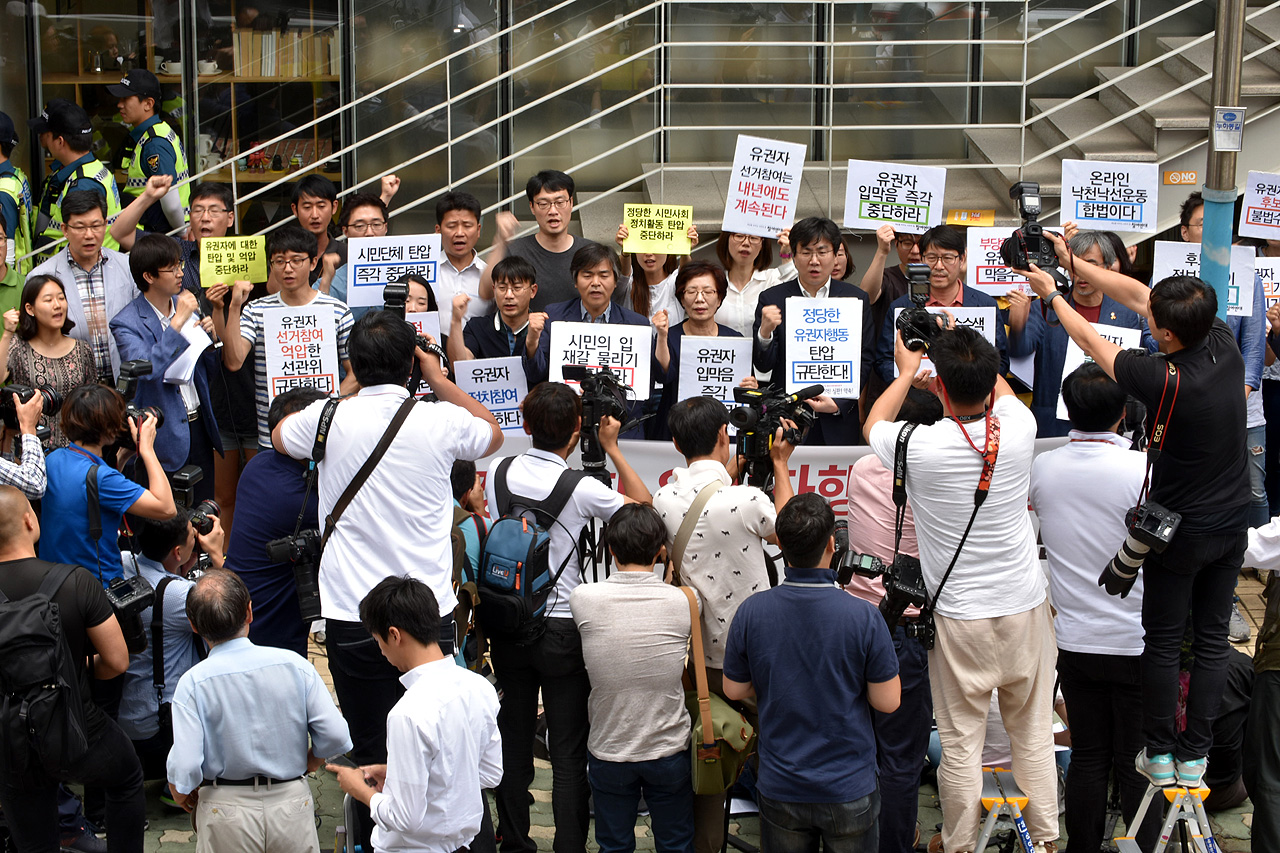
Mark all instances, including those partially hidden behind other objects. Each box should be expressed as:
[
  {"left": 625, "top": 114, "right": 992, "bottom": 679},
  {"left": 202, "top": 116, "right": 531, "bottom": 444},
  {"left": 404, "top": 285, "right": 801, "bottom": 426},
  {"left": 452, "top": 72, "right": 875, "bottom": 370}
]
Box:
[
  {"left": 0, "top": 164, "right": 34, "bottom": 275},
  {"left": 120, "top": 118, "right": 191, "bottom": 224},
  {"left": 36, "top": 157, "right": 122, "bottom": 260}
]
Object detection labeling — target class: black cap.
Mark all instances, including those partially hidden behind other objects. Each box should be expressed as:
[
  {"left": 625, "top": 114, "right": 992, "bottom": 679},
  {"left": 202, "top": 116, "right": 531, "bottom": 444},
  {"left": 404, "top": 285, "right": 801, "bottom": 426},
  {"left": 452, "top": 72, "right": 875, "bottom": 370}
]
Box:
[
  {"left": 28, "top": 99, "right": 93, "bottom": 140},
  {"left": 106, "top": 69, "right": 162, "bottom": 103},
  {"left": 0, "top": 112, "right": 17, "bottom": 148}
]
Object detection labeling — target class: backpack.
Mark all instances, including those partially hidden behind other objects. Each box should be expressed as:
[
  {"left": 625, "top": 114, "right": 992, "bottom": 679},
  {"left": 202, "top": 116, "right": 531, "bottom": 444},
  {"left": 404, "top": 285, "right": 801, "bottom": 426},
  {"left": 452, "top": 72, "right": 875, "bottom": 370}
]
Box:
[
  {"left": 0, "top": 563, "right": 91, "bottom": 782},
  {"left": 451, "top": 505, "right": 488, "bottom": 670},
  {"left": 475, "top": 458, "right": 588, "bottom": 643}
]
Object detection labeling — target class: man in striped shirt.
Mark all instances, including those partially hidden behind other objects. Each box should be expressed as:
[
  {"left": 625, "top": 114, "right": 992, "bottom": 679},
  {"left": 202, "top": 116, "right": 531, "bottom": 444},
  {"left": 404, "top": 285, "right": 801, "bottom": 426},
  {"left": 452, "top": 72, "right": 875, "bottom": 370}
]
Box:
[{"left": 208, "top": 225, "right": 356, "bottom": 447}]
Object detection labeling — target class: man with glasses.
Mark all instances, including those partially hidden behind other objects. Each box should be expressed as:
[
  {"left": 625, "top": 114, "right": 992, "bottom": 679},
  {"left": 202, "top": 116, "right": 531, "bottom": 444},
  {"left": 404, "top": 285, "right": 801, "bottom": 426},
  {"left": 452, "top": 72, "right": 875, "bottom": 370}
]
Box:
[
  {"left": 27, "top": 190, "right": 137, "bottom": 383},
  {"left": 208, "top": 224, "right": 357, "bottom": 448},
  {"left": 448, "top": 255, "right": 540, "bottom": 363},
  {"left": 481, "top": 170, "right": 588, "bottom": 311},
  {"left": 323, "top": 193, "right": 388, "bottom": 308},
  {"left": 873, "top": 224, "right": 1009, "bottom": 386}
]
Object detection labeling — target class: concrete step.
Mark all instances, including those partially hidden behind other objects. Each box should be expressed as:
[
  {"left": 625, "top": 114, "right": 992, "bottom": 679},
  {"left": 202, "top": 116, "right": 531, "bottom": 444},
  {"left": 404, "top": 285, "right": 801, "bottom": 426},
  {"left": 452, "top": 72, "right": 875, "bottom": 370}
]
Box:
[
  {"left": 1029, "top": 98, "right": 1158, "bottom": 162},
  {"left": 964, "top": 127, "right": 1061, "bottom": 208},
  {"left": 1246, "top": 6, "right": 1280, "bottom": 73},
  {"left": 1094, "top": 65, "right": 1210, "bottom": 148},
  {"left": 1160, "top": 35, "right": 1280, "bottom": 101}
]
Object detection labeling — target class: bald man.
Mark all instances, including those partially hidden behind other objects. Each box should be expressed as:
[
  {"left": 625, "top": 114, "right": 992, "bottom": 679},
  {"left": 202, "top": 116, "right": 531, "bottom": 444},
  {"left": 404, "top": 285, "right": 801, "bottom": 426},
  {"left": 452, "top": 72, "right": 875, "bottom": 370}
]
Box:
[{"left": 0, "top": 486, "right": 145, "bottom": 853}]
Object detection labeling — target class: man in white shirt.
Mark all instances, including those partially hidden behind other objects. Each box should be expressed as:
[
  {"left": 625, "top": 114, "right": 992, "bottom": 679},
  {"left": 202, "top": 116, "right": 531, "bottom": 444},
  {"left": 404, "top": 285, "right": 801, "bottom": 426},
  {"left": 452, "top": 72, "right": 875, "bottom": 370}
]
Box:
[
  {"left": 1029, "top": 362, "right": 1157, "bottom": 853},
  {"left": 329, "top": 576, "right": 502, "bottom": 853},
  {"left": 483, "top": 381, "right": 650, "bottom": 853},
  {"left": 434, "top": 192, "right": 492, "bottom": 320},
  {"left": 864, "top": 323, "right": 1057, "bottom": 853}
]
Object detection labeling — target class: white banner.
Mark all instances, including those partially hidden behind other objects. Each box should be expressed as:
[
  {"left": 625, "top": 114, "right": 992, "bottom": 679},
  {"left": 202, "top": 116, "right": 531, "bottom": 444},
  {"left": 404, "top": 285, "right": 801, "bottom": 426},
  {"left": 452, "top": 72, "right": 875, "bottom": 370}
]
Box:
[
  {"left": 347, "top": 234, "right": 443, "bottom": 308},
  {"left": 844, "top": 159, "right": 946, "bottom": 235},
  {"left": 548, "top": 322, "right": 653, "bottom": 395},
  {"left": 1055, "top": 323, "right": 1143, "bottom": 420},
  {"left": 1060, "top": 159, "right": 1159, "bottom": 233},
  {"left": 1150, "top": 241, "right": 1255, "bottom": 316},
  {"left": 1240, "top": 170, "right": 1280, "bottom": 240},
  {"left": 722, "top": 134, "right": 807, "bottom": 238},
  {"left": 785, "top": 297, "right": 863, "bottom": 397},
  {"left": 967, "top": 226, "right": 1029, "bottom": 296},
  {"left": 1254, "top": 256, "right": 1280, "bottom": 311},
  {"left": 262, "top": 305, "right": 340, "bottom": 400},
  {"left": 455, "top": 356, "right": 528, "bottom": 432},
  {"left": 892, "top": 307, "right": 997, "bottom": 377}
]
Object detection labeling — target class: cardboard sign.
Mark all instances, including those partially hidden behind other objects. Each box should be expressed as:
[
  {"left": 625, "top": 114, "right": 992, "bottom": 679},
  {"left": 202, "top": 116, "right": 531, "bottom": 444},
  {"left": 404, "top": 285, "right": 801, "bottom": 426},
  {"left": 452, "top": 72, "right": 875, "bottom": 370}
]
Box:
[
  {"left": 622, "top": 204, "right": 693, "bottom": 255},
  {"left": 455, "top": 357, "right": 528, "bottom": 431},
  {"left": 844, "top": 159, "right": 946, "bottom": 235},
  {"left": 347, "top": 234, "right": 442, "bottom": 308},
  {"left": 200, "top": 236, "right": 266, "bottom": 288},
  {"left": 1150, "top": 241, "right": 1255, "bottom": 316},
  {"left": 1060, "top": 160, "right": 1159, "bottom": 233},
  {"left": 966, "top": 227, "right": 1030, "bottom": 296},
  {"left": 677, "top": 336, "right": 753, "bottom": 410},
  {"left": 1055, "top": 323, "right": 1142, "bottom": 420},
  {"left": 785, "top": 298, "right": 864, "bottom": 397},
  {"left": 549, "top": 322, "right": 653, "bottom": 395},
  {"left": 1240, "top": 171, "right": 1280, "bottom": 240},
  {"left": 892, "top": 307, "right": 997, "bottom": 377},
  {"left": 263, "top": 305, "right": 340, "bottom": 400},
  {"left": 722, "top": 134, "right": 807, "bottom": 238}
]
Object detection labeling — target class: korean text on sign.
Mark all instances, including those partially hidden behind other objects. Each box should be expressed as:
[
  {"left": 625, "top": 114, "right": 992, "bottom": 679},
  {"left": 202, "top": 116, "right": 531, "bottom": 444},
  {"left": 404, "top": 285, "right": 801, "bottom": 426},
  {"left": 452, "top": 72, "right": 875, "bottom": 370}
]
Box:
[
  {"left": 785, "top": 298, "right": 864, "bottom": 398},
  {"left": 623, "top": 204, "right": 693, "bottom": 255},
  {"left": 677, "top": 336, "right": 753, "bottom": 413},
  {"left": 1150, "top": 241, "right": 1255, "bottom": 317},
  {"left": 965, "top": 227, "right": 1029, "bottom": 296},
  {"left": 347, "top": 234, "right": 443, "bottom": 308},
  {"left": 200, "top": 236, "right": 267, "bottom": 288},
  {"left": 721, "top": 134, "right": 807, "bottom": 239},
  {"left": 1055, "top": 324, "right": 1142, "bottom": 419},
  {"left": 263, "top": 305, "right": 340, "bottom": 400},
  {"left": 892, "top": 307, "right": 997, "bottom": 377},
  {"left": 844, "top": 160, "right": 946, "bottom": 236},
  {"left": 1060, "top": 160, "right": 1159, "bottom": 233},
  {"left": 455, "top": 357, "right": 528, "bottom": 431},
  {"left": 1240, "top": 171, "right": 1280, "bottom": 240},
  {"left": 548, "top": 322, "right": 653, "bottom": 395}
]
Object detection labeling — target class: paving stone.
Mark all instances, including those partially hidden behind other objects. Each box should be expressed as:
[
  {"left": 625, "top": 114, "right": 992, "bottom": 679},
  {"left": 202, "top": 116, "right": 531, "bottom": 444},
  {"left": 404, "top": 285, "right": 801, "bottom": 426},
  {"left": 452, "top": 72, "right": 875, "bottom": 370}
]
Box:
[{"left": 157, "top": 830, "right": 192, "bottom": 844}]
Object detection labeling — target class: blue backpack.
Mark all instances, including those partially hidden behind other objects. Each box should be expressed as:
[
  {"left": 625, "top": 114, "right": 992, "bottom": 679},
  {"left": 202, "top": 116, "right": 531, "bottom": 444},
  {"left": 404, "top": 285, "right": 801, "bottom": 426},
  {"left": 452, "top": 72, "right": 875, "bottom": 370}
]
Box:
[{"left": 474, "top": 458, "right": 587, "bottom": 643}]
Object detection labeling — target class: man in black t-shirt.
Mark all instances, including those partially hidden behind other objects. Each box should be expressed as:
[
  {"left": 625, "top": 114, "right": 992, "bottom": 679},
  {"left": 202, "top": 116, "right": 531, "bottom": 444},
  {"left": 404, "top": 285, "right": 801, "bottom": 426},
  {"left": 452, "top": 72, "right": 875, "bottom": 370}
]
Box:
[
  {"left": 1018, "top": 240, "right": 1249, "bottom": 792},
  {"left": 0, "top": 486, "right": 146, "bottom": 853}
]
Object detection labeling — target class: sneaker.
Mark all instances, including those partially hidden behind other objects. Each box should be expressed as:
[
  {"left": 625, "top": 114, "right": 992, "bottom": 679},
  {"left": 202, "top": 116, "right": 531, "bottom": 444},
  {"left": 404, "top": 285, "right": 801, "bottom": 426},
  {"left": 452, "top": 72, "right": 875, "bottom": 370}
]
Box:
[
  {"left": 1175, "top": 756, "right": 1208, "bottom": 788},
  {"left": 1229, "top": 598, "right": 1251, "bottom": 644},
  {"left": 159, "top": 791, "right": 184, "bottom": 810},
  {"left": 1136, "top": 750, "right": 1176, "bottom": 786},
  {"left": 60, "top": 825, "right": 107, "bottom": 853}
]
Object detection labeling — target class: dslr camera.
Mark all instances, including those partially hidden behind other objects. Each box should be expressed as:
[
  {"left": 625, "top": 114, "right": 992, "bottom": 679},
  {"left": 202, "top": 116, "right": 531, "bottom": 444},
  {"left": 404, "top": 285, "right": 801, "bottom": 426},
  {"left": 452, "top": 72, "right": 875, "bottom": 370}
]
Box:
[
  {"left": 116, "top": 360, "right": 165, "bottom": 432},
  {"left": 1099, "top": 501, "right": 1182, "bottom": 598},
  {"left": 999, "top": 182, "right": 1070, "bottom": 294},
  {"left": 383, "top": 282, "right": 444, "bottom": 396},
  {"left": 895, "top": 263, "right": 944, "bottom": 352},
  {"left": 729, "top": 383, "right": 821, "bottom": 491},
  {"left": 0, "top": 383, "right": 61, "bottom": 445},
  {"left": 832, "top": 520, "right": 936, "bottom": 648},
  {"left": 266, "top": 528, "right": 324, "bottom": 623},
  {"left": 105, "top": 574, "right": 155, "bottom": 654}
]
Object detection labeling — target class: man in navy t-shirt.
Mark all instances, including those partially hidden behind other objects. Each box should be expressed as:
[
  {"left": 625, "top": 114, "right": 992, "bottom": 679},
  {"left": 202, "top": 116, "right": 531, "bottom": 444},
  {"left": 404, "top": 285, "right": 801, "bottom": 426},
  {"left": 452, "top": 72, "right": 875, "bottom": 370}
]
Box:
[{"left": 723, "top": 492, "right": 900, "bottom": 852}]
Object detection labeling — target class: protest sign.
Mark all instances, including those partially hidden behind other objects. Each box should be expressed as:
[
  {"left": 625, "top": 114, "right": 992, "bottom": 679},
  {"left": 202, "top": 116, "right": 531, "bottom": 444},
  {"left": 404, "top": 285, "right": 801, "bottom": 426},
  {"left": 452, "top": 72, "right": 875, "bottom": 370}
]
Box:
[
  {"left": 455, "top": 357, "right": 528, "bottom": 431},
  {"left": 785, "top": 298, "right": 863, "bottom": 397},
  {"left": 1240, "top": 171, "right": 1280, "bottom": 240},
  {"left": 967, "top": 227, "right": 1030, "bottom": 296},
  {"left": 677, "top": 336, "right": 753, "bottom": 412},
  {"left": 263, "top": 305, "right": 340, "bottom": 400},
  {"left": 844, "top": 160, "right": 946, "bottom": 235},
  {"left": 200, "top": 236, "right": 266, "bottom": 288},
  {"left": 549, "top": 322, "right": 653, "bottom": 395},
  {"left": 402, "top": 311, "right": 442, "bottom": 397},
  {"left": 1150, "top": 241, "right": 1255, "bottom": 316},
  {"left": 892, "top": 307, "right": 997, "bottom": 377},
  {"left": 346, "top": 234, "right": 442, "bottom": 308},
  {"left": 1055, "top": 323, "right": 1142, "bottom": 419},
  {"left": 1255, "top": 256, "right": 1280, "bottom": 311},
  {"left": 622, "top": 204, "right": 693, "bottom": 255},
  {"left": 722, "top": 135, "right": 806, "bottom": 238},
  {"left": 1060, "top": 160, "right": 1159, "bottom": 233}
]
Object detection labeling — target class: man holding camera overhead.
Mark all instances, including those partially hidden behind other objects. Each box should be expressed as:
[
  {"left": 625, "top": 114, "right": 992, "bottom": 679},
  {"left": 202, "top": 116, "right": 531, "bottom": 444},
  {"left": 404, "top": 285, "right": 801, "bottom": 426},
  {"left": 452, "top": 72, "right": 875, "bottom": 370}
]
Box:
[{"left": 864, "top": 322, "right": 1057, "bottom": 853}]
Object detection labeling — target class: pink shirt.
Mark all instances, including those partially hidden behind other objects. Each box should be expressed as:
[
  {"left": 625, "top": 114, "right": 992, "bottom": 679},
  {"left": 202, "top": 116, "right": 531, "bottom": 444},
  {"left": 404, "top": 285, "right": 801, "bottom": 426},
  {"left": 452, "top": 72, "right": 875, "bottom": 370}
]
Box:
[{"left": 842, "top": 453, "right": 920, "bottom": 615}]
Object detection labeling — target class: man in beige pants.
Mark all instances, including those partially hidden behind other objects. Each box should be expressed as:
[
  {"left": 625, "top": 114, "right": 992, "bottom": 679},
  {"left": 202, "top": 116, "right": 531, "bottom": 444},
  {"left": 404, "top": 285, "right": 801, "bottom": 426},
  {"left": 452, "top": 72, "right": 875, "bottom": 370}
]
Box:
[{"left": 866, "top": 324, "right": 1058, "bottom": 853}]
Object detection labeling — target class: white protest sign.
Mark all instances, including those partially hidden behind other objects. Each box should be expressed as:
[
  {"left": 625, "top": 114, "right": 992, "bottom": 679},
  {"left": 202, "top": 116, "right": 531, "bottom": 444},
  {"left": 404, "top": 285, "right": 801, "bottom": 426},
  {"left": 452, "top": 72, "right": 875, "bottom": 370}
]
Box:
[
  {"left": 966, "top": 227, "right": 1030, "bottom": 296},
  {"left": 1240, "top": 171, "right": 1280, "bottom": 240},
  {"left": 844, "top": 160, "right": 946, "bottom": 235},
  {"left": 1150, "top": 241, "right": 1255, "bottom": 316},
  {"left": 549, "top": 322, "right": 653, "bottom": 395},
  {"left": 263, "top": 305, "right": 340, "bottom": 400},
  {"left": 1055, "top": 323, "right": 1142, "bottom": 420},
  {"left": 402, "top": 311, "right": 442, "bottom": 397},
  {"left": 722, "top": 134, "right": 807, "bottom": 238},
  {"left": 892, "top": 307, "right": 997, "bottom": 377},
  {"left": 1254, "top": 256, "right": 1280, "bottom": 310},
  {"left": 785, "top": 298, "right": 863, "bottom": 397},
  {"left": 346, "top": 234, "right": 443, "bottom": 308},
  {"left": 678, "top": 336, "right": 753, "bottom": 409},
  {"left": 1060, "top": 159, "right": 1159, "bottom": 233},
  {"left": 455, "top": 357, "right": 528, "bottom": 432}
]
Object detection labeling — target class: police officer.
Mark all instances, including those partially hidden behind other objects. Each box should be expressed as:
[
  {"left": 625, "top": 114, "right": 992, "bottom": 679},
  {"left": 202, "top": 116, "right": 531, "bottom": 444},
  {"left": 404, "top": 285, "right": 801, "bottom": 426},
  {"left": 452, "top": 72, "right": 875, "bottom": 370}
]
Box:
[
  {"left": 28, "top": 99, "right": 122, "bottom": 259},
  {"left": 0, "top": 112, "right": 34, "bottom": 276},
  {"left": 107, "top": 70, "right": 189, "bottom": 235}
]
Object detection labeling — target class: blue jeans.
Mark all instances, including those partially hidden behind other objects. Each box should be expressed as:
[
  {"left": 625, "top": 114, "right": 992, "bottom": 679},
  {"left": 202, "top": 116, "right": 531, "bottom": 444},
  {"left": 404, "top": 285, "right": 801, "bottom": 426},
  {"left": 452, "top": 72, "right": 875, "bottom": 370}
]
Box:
[
  {"left": 588, "top": 750, "right": 693, "bottom": 853},
  {"left": 1248, "top": 424, "right": 1269, "bottom": 528},
  {"left": 757, "top": 789, "right": 880, "bottom": 853}
]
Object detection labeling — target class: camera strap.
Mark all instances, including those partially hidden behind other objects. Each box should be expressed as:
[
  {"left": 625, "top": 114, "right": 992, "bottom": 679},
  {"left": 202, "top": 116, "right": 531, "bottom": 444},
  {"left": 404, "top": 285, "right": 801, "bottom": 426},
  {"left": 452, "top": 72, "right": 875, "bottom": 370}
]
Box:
[
  {"left": 152, "top": 576, "right": 175, "bottom": 702},
  {"left": 890, "top": 423, "right": 918, "bottom": 565},
  {"left": 1138, "top": 363, "right": 1179, "bottom": 505},
  {"left": 320, "top": 395, "right": 417, "bottom": 550}
]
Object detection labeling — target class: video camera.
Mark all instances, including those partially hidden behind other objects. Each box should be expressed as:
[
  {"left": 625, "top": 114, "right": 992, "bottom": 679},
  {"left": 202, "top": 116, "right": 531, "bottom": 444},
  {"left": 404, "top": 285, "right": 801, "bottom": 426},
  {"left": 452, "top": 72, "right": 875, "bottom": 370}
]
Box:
[
  {"left": 116, "top": 360, "right": 165, "bottom": 435},
  {"left": 105, "top": 574, "right": 154, "bottom": 654},
  {"left": 1098, "top": 501, "right": 1182, "bottom": 598},
  {"left": 383, "top": 282, "right": 446, "bottom": 397},
  {"left": 832, "top": 519, "right": 935, "bottom": 648},
  {"left": 728, "top": 383, "right": 821, "bottom": 491},
  {"left": 0, "top": 383, "right": 61, "bottom": 446},
  {"left": 266, "top": 528, "right": 324, "bottom": 623},
  {"left": 999, "top": 181, "right": 1070, "bottom": 295},
  {"left": 896, "top": 263, "right": 944, "bottom": 352},
  {"left": 561, "top": 366, "right": 641, "bottom": 485}
]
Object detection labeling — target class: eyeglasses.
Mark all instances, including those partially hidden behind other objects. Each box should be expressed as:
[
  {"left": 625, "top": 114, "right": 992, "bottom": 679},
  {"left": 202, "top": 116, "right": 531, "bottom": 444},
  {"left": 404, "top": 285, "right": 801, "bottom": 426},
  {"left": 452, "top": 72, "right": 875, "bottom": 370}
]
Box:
[
  {"left": 190, "top": 206, "right": 230, "bottom": 217},
  {"left": 532, "top": 198, "right": 571, "bottom": 211},
  {"left": 270, "top": 255, "right": 311, "bottom": 270},
  {"left": 494, "top": 282, "right": 530, "bottom": 294},
  {"left": 796, "top": 248, "right": 833, "bottom": 260},
  {"left": 729, "top": 233, "right": 762, "bottom": 245},
  {"left": 345, "top": 219, "right": 387, "bottom": 234},
  {"left": 65, "top": 221, "right": 106, "bottom": 233},
  {"left": 922, "top": 253, "right": 961, "bottom": 266},
  {"left": 159, "top": 262, "right": 184, "bottom": 275},
  {"left": 896, "top": 236, "right": 920, "bottom": 248}
]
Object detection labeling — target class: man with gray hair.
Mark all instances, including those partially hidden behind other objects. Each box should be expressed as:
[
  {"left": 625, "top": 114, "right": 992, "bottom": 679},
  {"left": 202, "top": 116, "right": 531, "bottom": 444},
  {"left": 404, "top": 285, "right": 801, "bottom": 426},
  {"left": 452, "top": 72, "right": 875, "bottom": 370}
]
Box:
[
  {"left": 166, "top": 569, "right": 351, "bottom": 853},
  {"left": 1006, "top": 229, "right": 1150, "bottom": 436}
]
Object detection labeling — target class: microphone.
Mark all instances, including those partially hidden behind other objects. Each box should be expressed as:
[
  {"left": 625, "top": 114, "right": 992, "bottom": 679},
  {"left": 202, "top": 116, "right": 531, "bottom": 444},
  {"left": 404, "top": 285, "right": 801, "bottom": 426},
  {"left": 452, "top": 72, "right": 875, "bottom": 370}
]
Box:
[{"left": 786, "top": 385, "right": 825, "bottom": 403}]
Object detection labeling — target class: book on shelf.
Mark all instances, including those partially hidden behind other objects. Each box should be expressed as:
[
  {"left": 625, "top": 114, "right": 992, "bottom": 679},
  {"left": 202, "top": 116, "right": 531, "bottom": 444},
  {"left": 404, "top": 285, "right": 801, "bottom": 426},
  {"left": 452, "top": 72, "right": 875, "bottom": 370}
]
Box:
[{"left": 232, "top": 29, "right": 337, "bottom": 77}]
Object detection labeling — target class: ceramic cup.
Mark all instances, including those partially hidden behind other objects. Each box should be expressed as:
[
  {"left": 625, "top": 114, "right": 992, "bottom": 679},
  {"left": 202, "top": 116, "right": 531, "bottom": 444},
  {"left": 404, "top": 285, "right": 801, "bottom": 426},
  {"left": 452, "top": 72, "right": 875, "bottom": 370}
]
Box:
[
  {"left": 197, "top": 60, "right": 218, "bottom": 74},
  {"left": 161, "top": 61, "right": 182, "bottom": 75}
]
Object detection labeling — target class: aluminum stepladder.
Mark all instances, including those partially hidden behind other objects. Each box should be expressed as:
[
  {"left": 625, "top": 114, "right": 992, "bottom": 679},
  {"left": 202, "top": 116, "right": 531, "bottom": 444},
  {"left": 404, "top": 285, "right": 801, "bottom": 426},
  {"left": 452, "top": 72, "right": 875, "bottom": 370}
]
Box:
[
  {"left": 1115, "top": 785, "right": 1221, "bottom": 853},
  {"left": 974, "top": 768, "right": 1036, "bottom": 853}
]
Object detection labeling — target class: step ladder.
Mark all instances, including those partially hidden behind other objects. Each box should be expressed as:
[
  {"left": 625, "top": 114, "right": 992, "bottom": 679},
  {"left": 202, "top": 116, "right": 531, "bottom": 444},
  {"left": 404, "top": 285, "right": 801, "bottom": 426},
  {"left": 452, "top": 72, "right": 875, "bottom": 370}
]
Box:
[
  {"left": 1115, "top": 785, "right": 1221, "bottom": 853},
  {"left": 974, "top": 768, "right": 1036, "bottom": 853}
]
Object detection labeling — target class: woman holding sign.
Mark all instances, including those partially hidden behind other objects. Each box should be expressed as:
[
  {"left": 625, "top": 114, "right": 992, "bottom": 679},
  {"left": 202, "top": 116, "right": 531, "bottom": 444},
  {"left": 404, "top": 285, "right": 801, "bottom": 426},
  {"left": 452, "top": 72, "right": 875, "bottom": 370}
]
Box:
[
  {"left": 714, "top": 229, "right": 796, "bottom": 338},
  {"left": 613, "top": 222, "right": 700, "bottom": 328},
  {"left": 648, "top": 261, "right": 744, "bottom": 441}
]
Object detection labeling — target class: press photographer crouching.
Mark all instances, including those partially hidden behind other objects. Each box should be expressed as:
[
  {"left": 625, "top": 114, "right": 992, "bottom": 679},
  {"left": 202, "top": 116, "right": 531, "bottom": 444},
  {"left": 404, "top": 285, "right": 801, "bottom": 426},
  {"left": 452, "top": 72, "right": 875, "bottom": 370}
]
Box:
[
  {"left": 863, "top": 322, "right": 1058, "bottom": 853},
  {"left": 1019, "top": 246, "right": 1249, "bottom": 791}
]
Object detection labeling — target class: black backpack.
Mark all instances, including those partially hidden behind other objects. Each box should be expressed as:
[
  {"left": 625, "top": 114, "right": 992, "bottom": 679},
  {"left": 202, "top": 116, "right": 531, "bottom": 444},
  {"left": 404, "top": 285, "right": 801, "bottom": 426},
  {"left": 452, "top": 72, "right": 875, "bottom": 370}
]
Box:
[{"left": 0, "top": 563, "right": 91, "bottom": 782}]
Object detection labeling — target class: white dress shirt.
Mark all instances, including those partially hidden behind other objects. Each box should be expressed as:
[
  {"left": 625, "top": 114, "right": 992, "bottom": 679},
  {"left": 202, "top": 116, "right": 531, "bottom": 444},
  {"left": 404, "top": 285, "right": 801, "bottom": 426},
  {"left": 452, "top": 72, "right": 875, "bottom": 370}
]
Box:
[
  {"left": 147, "top": 298, "right": 201, "bottom": 415},
  {"left": 719, "top": 267, "right": 783, "bottom": 339},
  {"left": 435, "top": 251, "right": 492, "bottom": 320},
  {"left": 370, "top": 658, "right": 503, "bottom": 853}
]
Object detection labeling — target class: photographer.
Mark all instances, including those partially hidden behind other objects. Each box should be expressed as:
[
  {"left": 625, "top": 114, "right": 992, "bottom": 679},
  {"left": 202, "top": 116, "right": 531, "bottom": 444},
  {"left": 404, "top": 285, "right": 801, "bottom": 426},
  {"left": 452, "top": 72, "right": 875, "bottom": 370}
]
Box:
[
  {"left": 1019, "top": 246, "right": 1248, "bottom": 791},
  {"left": 864, "top": 324, "right": 1057, "bottom": 853},
  {"left": 0, "top": 386, "right": 50, "bottom": 499},
  {"left": 483, "top": 381, "right": 650, "bottom": 853},
  {"left": 118, "top": 509, "right": 224, "bottom": 780}
]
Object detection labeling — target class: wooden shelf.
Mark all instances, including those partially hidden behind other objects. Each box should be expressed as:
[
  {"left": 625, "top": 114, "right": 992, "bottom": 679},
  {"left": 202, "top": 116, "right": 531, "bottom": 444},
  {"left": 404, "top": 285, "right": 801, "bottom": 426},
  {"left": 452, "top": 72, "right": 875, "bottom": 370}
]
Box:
[
  {"left": 207, "top": 167, "right": 343, "bottom": 183},
  {"left": 42, "top": 72, "right": 339, "bottom": 85}
]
